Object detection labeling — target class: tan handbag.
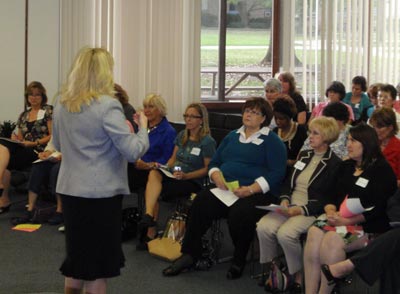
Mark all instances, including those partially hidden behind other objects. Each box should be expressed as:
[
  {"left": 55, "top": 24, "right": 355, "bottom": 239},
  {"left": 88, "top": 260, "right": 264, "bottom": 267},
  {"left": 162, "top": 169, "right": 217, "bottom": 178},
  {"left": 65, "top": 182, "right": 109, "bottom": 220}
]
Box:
[
  {"left": 147, "top": 212, "right": 186, "bottom": 261},
  {"left": 147, "top": 237, "right": 182, "bottom": 261}
]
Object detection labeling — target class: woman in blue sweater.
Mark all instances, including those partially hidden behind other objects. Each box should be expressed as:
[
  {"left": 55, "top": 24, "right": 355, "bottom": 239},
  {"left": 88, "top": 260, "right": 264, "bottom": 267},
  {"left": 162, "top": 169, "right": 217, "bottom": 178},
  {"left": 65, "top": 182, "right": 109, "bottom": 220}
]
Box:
[{"left": 162, "top": 97, "right": 287, "bottom": 279}]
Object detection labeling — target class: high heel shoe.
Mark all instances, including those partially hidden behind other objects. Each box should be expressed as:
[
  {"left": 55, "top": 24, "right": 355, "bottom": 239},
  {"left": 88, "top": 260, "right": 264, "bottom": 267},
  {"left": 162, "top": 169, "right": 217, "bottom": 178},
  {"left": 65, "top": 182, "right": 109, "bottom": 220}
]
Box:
[
  {"left": 0, "top": 204, "right": 11, "bottom": 214},
  {"left": 321, "top": 264, "right": 341, "bottom": 286},
  {"left": 162, "top": 254, "right": 195, "bottom": 276}
]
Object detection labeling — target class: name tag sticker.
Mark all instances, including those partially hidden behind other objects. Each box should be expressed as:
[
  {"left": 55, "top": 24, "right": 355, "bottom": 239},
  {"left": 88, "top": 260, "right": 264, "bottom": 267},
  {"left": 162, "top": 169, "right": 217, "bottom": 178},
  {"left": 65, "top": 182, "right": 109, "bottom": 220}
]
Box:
[
  {"left": 190, "top": 147, "right": 201, "bottom": 156},
  {"left": 294, "top": 161, "right": 306, "bottom": 170},
  {"left": 252, "top": 138, "right": 263, "bottom": 145},
  {"left": 356, "top": 177, "right": 369, "bottom": 188},
  {"left": 37, "top": 109, "right": 45, "bottom": 120}
]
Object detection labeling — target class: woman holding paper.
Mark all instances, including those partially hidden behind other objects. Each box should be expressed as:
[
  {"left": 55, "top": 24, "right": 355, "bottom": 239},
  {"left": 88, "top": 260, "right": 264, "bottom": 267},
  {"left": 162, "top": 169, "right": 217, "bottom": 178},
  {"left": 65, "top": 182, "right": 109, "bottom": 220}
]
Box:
[
  {"left": 162, "top": 97, "right": 287, "bottom": 279},
  {"left": 0, "top": 81, "right": 53, "bottom": 214},
  {"left": 11, "top": 137, "right": 63, "bottom": 225},
  {"left": 138, "top": 103, "right": 216, "bottom": 250},
  {"left": 256, "top": 116, "right": 341, "bottom": 292},
  {"left": 303, "top": 123, "right": 397, "bottom": 294}
]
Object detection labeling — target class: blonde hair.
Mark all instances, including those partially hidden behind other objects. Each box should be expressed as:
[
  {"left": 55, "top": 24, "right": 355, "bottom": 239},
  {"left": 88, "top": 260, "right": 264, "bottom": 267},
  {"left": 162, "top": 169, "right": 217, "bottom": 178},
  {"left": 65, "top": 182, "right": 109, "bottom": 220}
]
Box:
[
  {"left": 60, "top": 47, "right": 115, "bottom": 112},
  {"left": 309, "top": 116, "right": 340, "bottom": 145},
  {"left": 143, "top": 93, "right": 167, "bottom": 117},
  {"left": 181, "top": 103, "right": 210, "bottom": 146}
]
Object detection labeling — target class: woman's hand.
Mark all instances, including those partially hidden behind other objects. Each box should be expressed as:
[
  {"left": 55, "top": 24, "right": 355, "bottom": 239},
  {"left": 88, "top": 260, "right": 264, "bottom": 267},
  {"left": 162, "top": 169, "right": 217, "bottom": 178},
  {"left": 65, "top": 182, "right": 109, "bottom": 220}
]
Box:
[
  {"left": 39, "top": 150, "right": 53, "bottom": 160},
  {"left": 326, "top": 212, "right": 350, "bottom": 226},
  {"left": 173, "top": 170, "right": 186, "bottom": 180},
  {"left": 277, "top": 204, "right": 302, "bottom": 217},
  {"left": 233, "top": 186, "right": 253, "bottom": 198},
  {"left": 135, "top": 111, "right": 148, "bottom": 130},
  {"left": 211, "top": 171, "right": 228, "bottom": 190}
]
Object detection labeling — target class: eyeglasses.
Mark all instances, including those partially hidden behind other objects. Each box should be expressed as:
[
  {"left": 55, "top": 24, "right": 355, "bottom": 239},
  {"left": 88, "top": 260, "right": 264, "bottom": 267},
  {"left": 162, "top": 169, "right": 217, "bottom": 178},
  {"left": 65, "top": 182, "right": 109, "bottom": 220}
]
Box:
[
  {"left": 244, "top": 109, "right": 263, "bottom": 116},
  {"left": 183, "top": 114, "right": 202, "bottom": 119}
]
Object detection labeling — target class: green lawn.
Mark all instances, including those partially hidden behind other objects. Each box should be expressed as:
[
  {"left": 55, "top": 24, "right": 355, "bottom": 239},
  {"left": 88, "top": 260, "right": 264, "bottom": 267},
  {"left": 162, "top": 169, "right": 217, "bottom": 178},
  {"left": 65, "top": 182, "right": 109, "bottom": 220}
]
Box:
[{"left": 201, "top": 28, "right": 271, "bottom": 46}]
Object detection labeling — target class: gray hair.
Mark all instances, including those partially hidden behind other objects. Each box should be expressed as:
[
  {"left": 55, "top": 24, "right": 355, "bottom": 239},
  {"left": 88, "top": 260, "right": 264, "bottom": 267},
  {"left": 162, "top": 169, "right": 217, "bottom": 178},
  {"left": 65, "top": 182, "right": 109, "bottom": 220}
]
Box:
[{"left": 263, "top": 78, "right": 282, "bottom": 93}]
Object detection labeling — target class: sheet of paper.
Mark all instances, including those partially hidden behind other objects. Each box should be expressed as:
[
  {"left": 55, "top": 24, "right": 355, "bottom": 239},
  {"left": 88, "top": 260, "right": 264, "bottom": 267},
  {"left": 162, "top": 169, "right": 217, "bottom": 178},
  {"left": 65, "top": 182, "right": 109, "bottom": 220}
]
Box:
[
  {"left": 256, "top": 204, "right": 288, "bottom": 212},
  {"left": 158, "top": 167, "right": 175, "bottom": 178},
  {"left": 12, "top": 224, "right": 41, "bottom": 232},
  {"left": 220, "top": 173, "right": 239, "bottom": 191},
  {"left": 210, "top": 187, "right": 239, "bottom": 207},
  {"left": 33, "top": 152, "right": 61, "bottom": 163},
  {"left": 390, "top": 221, "right": 400, "bottom": 227}
]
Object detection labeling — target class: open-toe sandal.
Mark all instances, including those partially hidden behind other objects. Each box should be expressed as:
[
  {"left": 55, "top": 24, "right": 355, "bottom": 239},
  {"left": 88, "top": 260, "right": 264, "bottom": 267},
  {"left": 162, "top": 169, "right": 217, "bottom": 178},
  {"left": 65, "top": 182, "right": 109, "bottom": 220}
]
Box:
[{"left": 321, "top": 264, "right": 342, "bottom": 286}]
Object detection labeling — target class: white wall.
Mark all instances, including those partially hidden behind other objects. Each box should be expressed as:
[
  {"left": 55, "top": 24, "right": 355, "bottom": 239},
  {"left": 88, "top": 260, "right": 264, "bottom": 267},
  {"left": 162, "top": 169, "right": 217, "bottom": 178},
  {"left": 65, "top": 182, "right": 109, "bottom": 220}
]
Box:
[
  {"left": 0, "top": 0, "right": 60, "bottom": 123},
  {"left": 0, "top": 0, "right": 25, "bottom": 122}
]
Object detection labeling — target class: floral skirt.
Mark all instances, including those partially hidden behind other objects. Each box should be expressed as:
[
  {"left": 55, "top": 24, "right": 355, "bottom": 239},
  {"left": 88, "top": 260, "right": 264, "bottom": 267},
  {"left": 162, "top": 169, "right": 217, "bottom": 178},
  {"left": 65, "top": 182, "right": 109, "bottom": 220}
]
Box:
[{"left": 313, "top": 218, "right": 365, "bottom": 245}]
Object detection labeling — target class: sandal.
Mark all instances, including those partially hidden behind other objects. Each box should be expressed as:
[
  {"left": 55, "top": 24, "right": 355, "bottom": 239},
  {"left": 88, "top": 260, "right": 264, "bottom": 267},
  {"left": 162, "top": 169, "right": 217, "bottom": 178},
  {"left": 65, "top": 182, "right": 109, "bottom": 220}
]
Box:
[
  {"left": 162, "top": 254, "right": 195, "bottom": 277},
  {"left": 321, "top": 264, "right": 341, "bottom": 286}
]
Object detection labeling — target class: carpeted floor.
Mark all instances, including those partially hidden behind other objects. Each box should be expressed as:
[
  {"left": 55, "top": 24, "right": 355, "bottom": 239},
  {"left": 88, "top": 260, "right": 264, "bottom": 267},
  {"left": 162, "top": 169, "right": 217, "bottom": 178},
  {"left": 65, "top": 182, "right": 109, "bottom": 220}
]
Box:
[{"left": 0, "top": 189, "right": 379, "bottom": 294}]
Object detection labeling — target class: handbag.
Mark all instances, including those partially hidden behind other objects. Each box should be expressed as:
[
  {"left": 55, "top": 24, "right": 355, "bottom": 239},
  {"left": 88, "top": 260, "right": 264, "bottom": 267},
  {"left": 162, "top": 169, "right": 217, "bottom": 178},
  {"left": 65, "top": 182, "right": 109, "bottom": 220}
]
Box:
[
  {"left": 147, "top": 210, "right": 187, "bottom": 261},
  {"left": 121, "top": 207, "right": 140, "bottom": 242},
  {"left": 264, "top": 256, "right": 293, "bottom": 293}
]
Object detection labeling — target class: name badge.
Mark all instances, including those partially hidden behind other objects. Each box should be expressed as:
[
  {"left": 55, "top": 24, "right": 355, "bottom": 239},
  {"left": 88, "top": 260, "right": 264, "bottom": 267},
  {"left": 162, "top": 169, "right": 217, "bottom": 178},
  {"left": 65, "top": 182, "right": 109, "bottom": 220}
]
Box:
[
  {"left": 37, "top": 109, "right": 45, "bottom": 120},
  {"left": 294, "top": 161, "right": 306, "bottom": 170},
  {"left": 356, "top": 177, "right": 369, "bottom": 188},
  {"left": 190, "top": 147, "right": 201, "bottom": 156},
  {"left": 252, "top": 138, "right": 264, "bottom": 145}
]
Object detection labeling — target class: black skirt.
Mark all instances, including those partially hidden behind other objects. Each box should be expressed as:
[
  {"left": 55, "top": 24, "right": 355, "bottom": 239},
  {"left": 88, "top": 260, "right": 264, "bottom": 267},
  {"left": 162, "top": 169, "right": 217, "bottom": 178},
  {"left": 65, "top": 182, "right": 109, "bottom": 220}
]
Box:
[{"left": 60, "top": 194, "right": 125, "bottom": 280}]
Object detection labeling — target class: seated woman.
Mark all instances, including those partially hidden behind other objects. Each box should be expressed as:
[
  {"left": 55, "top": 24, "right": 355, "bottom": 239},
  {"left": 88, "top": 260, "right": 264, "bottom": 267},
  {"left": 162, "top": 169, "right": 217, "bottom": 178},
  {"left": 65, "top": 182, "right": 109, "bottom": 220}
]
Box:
[
  {"left": 278, "top": 72, "right": 308, "bottom": 125},
  {"left": 301, "top": 102, "right": 351, "bottom": 160},
  {"left": 128, "top": 93, "right": 176, "bottom": 192},
  {"left": 114, "top": 83, "right": 138, "bottom": 132},
  {"left": 377, "top": 83, "right": 400, "bottom": 134},
  {"left": 138, "top": 103, "right": 215, "bottom": 249},
  {"left": 321, "top": 188, "right": 400, "bottom": 294},
  {"left": 272, "top": 96, "right": 307, "bottom": 168},
  {"left": 309, "top": 81, "right": 354, "bottom": 124},
  {"left": 0, "top": 81, "right": 52, "bottom": 213},
  {"left": 256, "top": 116, "right": 341, "bottom": 292},
  {"left": 342, "top": 75, "right": 372, "bottom": 124},
  {"left": 303, "top": 123, "right": 398, "bottom": 294},
  {"left": 369, "top": 107, "right": 400, "bottom": 187},
  {"left": 11, "top": 137, "right": 63, "bottom": 225},
  {"left": 162, "top": 97, "right": 287, "bottom": 279},
  {"left": 263, "top": 78, "right": 282, "bottom": 130}
]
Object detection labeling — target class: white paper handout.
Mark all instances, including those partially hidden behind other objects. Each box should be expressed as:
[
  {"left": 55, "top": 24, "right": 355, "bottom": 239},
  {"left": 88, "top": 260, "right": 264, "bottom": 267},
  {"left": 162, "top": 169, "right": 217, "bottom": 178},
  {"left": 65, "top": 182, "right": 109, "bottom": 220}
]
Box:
[
  {"left": 158, "top": 166, "right": 175, "bottom": 178},
  {"left": 33, "top": 151, "right": 62, "bottom": 163},
  {"left": 210, "top": 187, "right": 239, "bottom": 207},
  {"left": 339, "top": 196, "right": 374, "bottom": 218},
  {"left": 256, "top": 204, "right": 288, "bottom": 212}
]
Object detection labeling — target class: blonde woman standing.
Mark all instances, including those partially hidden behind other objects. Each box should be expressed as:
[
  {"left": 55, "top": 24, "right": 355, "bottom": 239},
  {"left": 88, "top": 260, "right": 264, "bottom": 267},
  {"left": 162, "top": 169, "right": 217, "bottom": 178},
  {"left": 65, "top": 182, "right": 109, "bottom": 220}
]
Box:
[{"left": 52, "top": 47, "right": 149, "bottom": 294}]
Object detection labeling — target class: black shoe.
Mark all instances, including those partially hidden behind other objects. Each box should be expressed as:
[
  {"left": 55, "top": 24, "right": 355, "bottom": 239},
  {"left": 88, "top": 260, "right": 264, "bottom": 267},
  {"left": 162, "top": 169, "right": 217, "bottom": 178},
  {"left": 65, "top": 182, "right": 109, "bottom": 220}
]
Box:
[
  {"left": 48, "top": 212, "right": 63, "bottom": 225},
  {"left": 162, "top": 254, "right": 195, "bottom": 277},
  {"left": 11, "top": 211, "right": 33, "bottom": 225},
  {"left": 0, "top": 204, "right": 11, "bottom": 214},
  {"left": 226, "top": 263, "right": 244, "bottom": 280},
  {"left": 290, "top": 282, "right": 303, "bottom": 294}
]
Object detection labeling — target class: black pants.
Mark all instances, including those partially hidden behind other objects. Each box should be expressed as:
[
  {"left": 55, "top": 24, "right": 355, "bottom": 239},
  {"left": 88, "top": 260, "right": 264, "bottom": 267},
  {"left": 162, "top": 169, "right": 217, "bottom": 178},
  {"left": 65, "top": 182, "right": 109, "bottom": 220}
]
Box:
[
  {"left": 181, "top": 187, "right": 274, "bottom": 267},
  {"left": 350, "top": 227, "right": 400, "bottom": 294}
]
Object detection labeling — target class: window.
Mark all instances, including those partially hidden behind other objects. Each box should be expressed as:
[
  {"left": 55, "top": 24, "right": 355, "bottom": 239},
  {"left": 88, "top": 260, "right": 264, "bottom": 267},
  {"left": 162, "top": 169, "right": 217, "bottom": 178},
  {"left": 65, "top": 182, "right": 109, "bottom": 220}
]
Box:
[{"left": 201, "top": 0, "right": 274, "bottom": 101}]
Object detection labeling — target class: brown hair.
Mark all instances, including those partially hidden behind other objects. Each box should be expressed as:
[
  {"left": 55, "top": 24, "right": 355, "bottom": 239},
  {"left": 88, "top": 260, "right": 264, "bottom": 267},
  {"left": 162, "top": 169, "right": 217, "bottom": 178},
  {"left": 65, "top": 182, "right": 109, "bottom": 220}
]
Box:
[
  {"left": 25, "top": 81, "right": 48, "bottom": 107},
  {"left": 370, "top": 107, "right": 399, "bottom": 137},
  {"left": 114, "top": 83, "right": 129, "bottom": 105},
  {"left": 242, "top": 97, "right": 273, "bottom": 127}
]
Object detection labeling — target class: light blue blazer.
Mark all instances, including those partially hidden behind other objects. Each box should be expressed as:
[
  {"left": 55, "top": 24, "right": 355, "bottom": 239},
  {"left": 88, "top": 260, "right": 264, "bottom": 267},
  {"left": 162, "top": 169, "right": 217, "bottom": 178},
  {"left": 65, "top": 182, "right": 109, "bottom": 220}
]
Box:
[{"left": 52, "top": 95, "right": 149, "bottom": 198}]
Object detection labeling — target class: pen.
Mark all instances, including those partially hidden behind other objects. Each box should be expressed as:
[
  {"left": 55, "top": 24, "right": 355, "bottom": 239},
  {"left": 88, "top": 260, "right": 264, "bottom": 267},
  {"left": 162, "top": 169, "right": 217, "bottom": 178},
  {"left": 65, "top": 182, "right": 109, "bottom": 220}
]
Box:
[{"left": 33, "top": 150, "right": 39, "bottom": 154}]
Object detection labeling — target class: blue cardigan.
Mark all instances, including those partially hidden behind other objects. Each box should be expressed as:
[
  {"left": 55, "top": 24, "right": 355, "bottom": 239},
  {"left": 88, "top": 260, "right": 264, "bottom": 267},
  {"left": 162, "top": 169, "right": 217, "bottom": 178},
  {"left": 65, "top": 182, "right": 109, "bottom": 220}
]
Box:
[{"left": 208, "top": 127, "right": 287, "bottom": 196}]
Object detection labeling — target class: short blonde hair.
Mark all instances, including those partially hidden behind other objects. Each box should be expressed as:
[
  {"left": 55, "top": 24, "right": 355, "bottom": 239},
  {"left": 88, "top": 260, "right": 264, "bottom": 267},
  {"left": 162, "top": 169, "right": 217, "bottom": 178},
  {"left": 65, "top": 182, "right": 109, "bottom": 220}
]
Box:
[
  {"left": 61, "top": 47, "right": 115, "bottom": 112},
  {"left": 143, "top": 93, "right": 167, "bottom": 117},
  {"left": 309, "top": 116, "right": 339, "bottom": 145}
]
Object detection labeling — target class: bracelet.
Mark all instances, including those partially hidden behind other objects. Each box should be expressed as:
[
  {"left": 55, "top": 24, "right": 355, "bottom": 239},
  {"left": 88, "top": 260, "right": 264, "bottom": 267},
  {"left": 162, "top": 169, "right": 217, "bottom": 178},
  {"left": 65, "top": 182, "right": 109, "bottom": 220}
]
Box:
[
  {"left": 36, "top": 140, "right": 40, "bottom": 146},
  {"left": 249, "top": 187, "right": 254, "bottom": 195}
]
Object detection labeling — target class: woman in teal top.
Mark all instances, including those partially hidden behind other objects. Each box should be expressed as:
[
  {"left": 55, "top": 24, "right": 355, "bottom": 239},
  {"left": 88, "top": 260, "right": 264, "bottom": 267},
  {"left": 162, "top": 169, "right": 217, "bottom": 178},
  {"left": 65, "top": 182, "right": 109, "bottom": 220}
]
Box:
[
  {"left": 342, "top": 76, "right": 372, "bottom": 123},
  {"left": 138, "top": 103, "right": 216, "bottom": 250}
]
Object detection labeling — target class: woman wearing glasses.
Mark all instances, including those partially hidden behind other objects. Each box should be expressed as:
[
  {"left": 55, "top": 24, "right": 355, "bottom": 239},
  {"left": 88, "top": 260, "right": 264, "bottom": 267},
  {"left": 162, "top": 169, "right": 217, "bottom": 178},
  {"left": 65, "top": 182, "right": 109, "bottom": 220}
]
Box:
[
  {"left": 162, "top": 97, "right": 287, "bottom": 279},
  {"left": 138, "top": 103, "right": 216, "bottom": 250}
]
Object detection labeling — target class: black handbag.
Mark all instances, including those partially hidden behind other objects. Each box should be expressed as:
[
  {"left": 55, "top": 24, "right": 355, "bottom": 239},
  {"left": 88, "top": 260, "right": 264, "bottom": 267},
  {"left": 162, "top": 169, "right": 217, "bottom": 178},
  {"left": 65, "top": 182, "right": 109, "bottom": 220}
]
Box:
[{"left": 121, "top": 207, "right": 140, "bottom": 242}]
